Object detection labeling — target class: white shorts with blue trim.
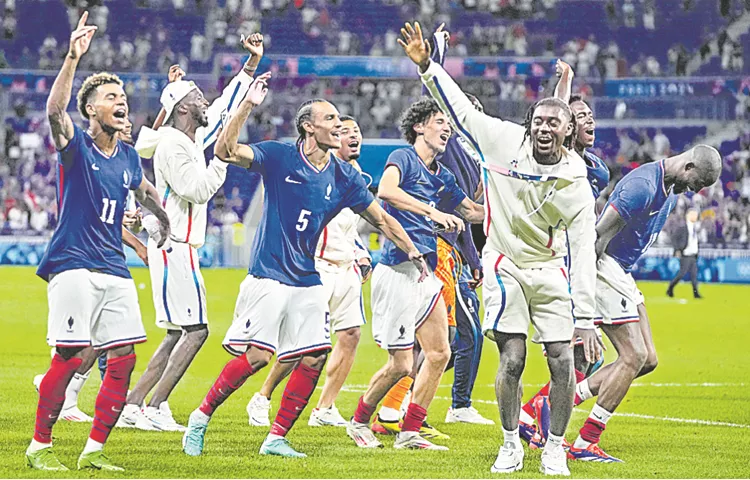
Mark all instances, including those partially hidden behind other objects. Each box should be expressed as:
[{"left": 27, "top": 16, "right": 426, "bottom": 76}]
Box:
[
  {"left": 482, "top": 249, "right": 574, "bottom": 344},
  {"left": 46, "top": 269, "right": 146, "bottom": 350},
  {"left": 370, "top": 261, "right": 443, "bottom": 351},
  {"left": 594, "top": 254, "right": 644, "bottom": 326},
  {"left": 147, "top": 240, "right": 207, "bottom": 330},
  {"left": 317, "top": 259, "right": 366, "bottom": 332},
  {"left": 223, "top": 275, "right": 331, "bottom": 362}
]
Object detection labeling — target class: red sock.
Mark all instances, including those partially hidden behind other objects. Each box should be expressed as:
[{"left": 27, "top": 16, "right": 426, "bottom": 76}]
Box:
[
  {"left": 579, "top": 418, "right": 606, "bottom": 444},
  {"left": 353, "top": 396, "right": 377, "bottom": 425},
  {"left": 269, "top": 363, "right": 321, "bottom": 437},
  {"left": 401, "top": 403, "right": 427, "bottom": 433},
  {"left": 199, "top": 354, "right": 255, "bottom": 416},
  {"left": 34, "top": 354, "right": 82, "bottom": 443},
  {"left": 90, "top": 354, "right": 135, "bottom": 444}
]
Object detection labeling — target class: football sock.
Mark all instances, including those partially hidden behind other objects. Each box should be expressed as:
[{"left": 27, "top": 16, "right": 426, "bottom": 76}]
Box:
[
  {"left": 575, "top": 378, "right": 594, "bottom": 406},
  {"left": 63, "top": 371, "right": 90, "bottom": 409},
  {"left": 380, "top": 376, "right": 413, "bottom": 419},
  {"left": 353, "top": 396, "right": 377, "bottom": 425},
  {"left": 33, "top": 354, "right": 82, "bottom": 444},
  {"left": 90, "top": 354, "right": 135, "bottom": 444},
  {"left": 400, "top": 403, "right": 427, "bottom": 433},
  {"left": 503, "top": 427, "right": 520, "bottom": 449},
  {"left": 575, "top": 403, "right": 613, "bottom": 448},
  {"left": 545, "top": 433, "right": 564, "bottom": 452},
  {"left": 269, "top": 363, "right": 321, "bottom": 437},
  {"left": 199, "top": 354, "right": 255, "bottom": 416},
  {"left": 82, "top": 438, "right": 103, "bottom": 455}
]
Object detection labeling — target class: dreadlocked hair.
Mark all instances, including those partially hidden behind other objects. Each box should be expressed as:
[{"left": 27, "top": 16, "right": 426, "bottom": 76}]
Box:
[
  {"left": 399, "top": 97, "right": 442, "bottom": 145},
  {"left": 76, "top": 72, "right": 123, "bottom": 120},
  {"left": 521, "top": 97, "right": 577, "bottom": 150},
  {"left": 295, "top": 98, "right": 327, "bottom": 145}
]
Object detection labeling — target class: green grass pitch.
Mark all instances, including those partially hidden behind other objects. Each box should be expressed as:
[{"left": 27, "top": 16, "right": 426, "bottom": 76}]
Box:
[{"left": 1, "top": 266, "right": 749, "bottom": 478}]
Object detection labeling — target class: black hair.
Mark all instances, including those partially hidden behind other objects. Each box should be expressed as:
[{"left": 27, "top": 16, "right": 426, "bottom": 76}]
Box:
[
  {"left": 294, "top": 98, "right": 327, "bottom": 144},
  {"left": 339, "top": 114, "right": 356, "bottom": 123},
  {"left": 521, "top": 97, "right": 576, "bottom": 150},
  {"left": 399, "top": 97, "right": 443, "bottom": 145}
]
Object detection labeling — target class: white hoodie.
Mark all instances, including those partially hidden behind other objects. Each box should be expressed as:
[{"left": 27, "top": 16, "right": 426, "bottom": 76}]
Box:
[
  {"left": 419, "top": 61, "right": 597, "bottom": 327},
  {"left": 135, "top": 71, "right": 254, "bottom": 248}
]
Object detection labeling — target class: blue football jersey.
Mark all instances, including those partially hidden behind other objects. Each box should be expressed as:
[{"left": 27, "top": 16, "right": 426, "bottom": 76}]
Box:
[
  {"left": 380, "top": 147, "right": 466, "bottom": 269},
  {"left": 247, "top": 141, "right": 374, "bottom": 287},
  {"left": 583, "top": 150, "right": 610, "bottom": 198},
  {"left": 603, "top": 160, "right": 677, "bottom": 272},
  {"left": 37, "top": 124, "right": 144, "bottom": 280}
]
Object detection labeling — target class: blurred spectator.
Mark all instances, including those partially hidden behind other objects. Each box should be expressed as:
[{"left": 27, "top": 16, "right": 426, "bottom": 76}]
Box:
[{"left": 652, "top": 129, "right": 671, "bottom": 158}]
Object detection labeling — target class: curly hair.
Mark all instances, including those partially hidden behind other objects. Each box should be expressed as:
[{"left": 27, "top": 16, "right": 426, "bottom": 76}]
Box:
[
  {"left": 565, "top": 95, "right": 591, "bottom": 150},
  {"left": 76, "top": 72, "right": 123, "bottom": 120},
  {"left": 521, "top": 97, "right": 577, "bottom": 151},
  {"left": 399, "top": 97, "right": 443, "bottom": 145},
  {"left": 294, "top": 98, "right": 327, "bottom": 144}
]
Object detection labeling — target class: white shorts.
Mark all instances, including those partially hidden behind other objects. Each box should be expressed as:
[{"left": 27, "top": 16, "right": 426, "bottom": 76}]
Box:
[
  {"left": 370, "top": 262, "right": 443, "bottom": 351},
  {"left": 317, "top": 260, "right": 366, "bottom": 332},
  {"left": 147, "top": 240, "right": 207, "bottom": 330},
  {"left": 482, "top": 250, "right": 574, "bottom": 344},
  {"left": 223, "top": 276, "right": 331, "bottom": 362},
  {"left": 47, "top": 269, "right": 146, "bottom": 350},
  {"left": 595, "top": 254, "right": 644, "bottom": 326}
]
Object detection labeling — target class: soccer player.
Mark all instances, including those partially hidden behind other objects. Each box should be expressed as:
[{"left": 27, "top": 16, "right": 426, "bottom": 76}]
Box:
[
  {"left": 346, "top": 98, "right": 485, "bottom": 451},
  {"left": 181, "top": 78, "right": 429, "bottom": 459},
  {"left": 26, "top": 12, "right": 170, "bottom": 472},
  {"left": 118, "top": 34, "right": 266, "bottom": 432},
  {"left": 245, "top": 114, "right": 374, "bottom": 428},
  {"left": 30, "top": 117, "right": 149, "bottom": 425},
  {"left": 566, "top": 145, "right": 721, "bottom": 462},
  {"left": 370, "top": 27, "right": 492, "bottom": 438},
  {"left": 401, "top": 22, "right": 600, "bottom": 475},
  {"left": 518, "top": 60, "right": 610, "bottom": 446}
]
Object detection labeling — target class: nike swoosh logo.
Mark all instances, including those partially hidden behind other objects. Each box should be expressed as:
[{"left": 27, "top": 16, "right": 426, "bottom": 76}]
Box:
[
  {"left": 649, "top": 211, "right": 659, "bottom": 216},
  {"left": 92, "top": 163, "right": 100, "bottom": 171},
  {"left": 285, "top": 176, "right": 302, "bottom": 184}
]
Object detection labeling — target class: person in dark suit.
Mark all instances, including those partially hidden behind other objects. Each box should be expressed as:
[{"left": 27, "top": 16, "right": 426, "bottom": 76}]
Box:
[{"left": 667, "top": 208, "right": 702, "bottom": 298}]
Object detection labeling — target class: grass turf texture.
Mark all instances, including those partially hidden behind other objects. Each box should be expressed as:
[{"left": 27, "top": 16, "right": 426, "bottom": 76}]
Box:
[{"left": 1, "top": 266, "right": 749, "bottom": 478}]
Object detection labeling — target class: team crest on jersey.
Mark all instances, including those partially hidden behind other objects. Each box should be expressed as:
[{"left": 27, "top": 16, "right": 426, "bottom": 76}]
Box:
[
  {"left": 66, "top": 316, "right": 74, "bottom": 333},
  {"left": 621, "top": 297, "right": 627, "bottom": 310},
  {"left": 325, "top": 184, "right": 332, "bottom": 200},
  {"left": 122, "top": 170, "right": 130, "bottom": 188}
]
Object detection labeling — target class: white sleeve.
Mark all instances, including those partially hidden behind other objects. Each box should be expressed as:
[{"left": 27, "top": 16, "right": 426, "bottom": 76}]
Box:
[
  {"left": 565, "top": 184, "right": 597, "bottom": 329},
  {"left": 419, "top": 61, "right": 517, "bottom": 167},
  {"left": 198, "top": 70, "right": 254, "bottom": 149},
  {"left": 352, "top": 226, "right": 371, "bottom": 262},
  {"left": 162, "top": 143, "right": 228, "bottom": 204}
]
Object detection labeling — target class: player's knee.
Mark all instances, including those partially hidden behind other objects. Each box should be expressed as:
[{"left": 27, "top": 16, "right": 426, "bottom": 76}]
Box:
[
  {"left": 388, "top": 356, "right": 412, "bottom": 379},
  {"left": 184, "top": 325, "right": 209, "bottom": 346},
  {"left": 337, "top": 327, "right": 361, "bottom": 349},
  {"left": 500, "top": 355, "right": 526, "bottom": 379},
  {"left": 246, "top": 348, "right": 273, "bottom": 370},
  {"left": 425, "top": 344, "right": 451, "bottom": 369},
  {"left": 641, "top": 352, "right": 658, "bottom": 375},
  {"left": 623, "top": 343, "right": 648, "bottom": 373},
  {"left": 302, "top": 352, "right": 328, "bottom": 370}
]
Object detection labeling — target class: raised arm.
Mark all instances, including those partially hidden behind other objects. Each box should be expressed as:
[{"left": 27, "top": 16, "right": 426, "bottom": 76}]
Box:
[
  {"left": 378, "top": 165, "right": 464, "bottom": 233},
  {"left": 553, "top": 59, "right": 574, "bottom": 104},
  {"left": 201, "top": 34, "right": 265, "bottom": 148},
  {"left": 134, "top": 177, "right": 171, "bottom": 248},
  {"left": 151, "top": 64, "right": 186, "bottom": 130},
  {"left": 47, "top": 12, "right": 97, "bottom": 151},
  {"left": 214, "top": 73, "right": 271, "bottom": 168},
  {"left": 400, "top": 22, "right": 511, "bottom": 163},
  {"left": 358, "top": 200, "right": 428, "bottom": 281}
]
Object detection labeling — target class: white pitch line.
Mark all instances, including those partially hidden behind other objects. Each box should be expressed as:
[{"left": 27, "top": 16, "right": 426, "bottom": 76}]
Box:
[
  {"left": 471, "top": 382, "right": 747, "bottom": 388},
  {"left": 336, "top": 387, "right": 750, "bottom": 429}
]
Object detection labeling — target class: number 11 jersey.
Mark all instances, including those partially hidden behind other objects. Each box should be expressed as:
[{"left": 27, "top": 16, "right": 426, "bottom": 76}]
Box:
[
  {"left": 37, "top": 124, "right": 143, "bottom": 281},
  {"left": 246, "top": 141, "right": 374, "bottom": 287}
]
